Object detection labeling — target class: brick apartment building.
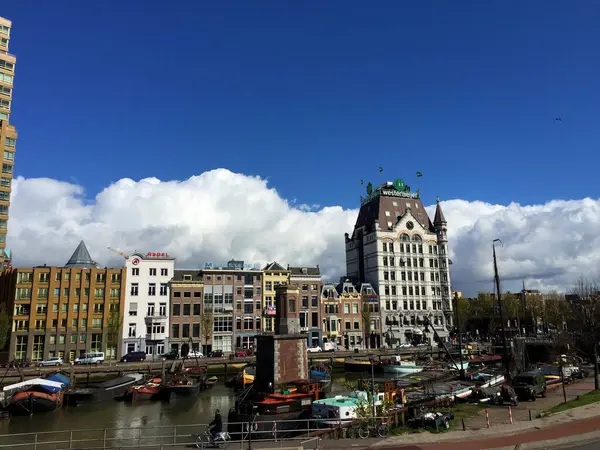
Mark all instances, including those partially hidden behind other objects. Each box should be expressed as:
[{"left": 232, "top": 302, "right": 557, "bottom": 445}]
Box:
[
  {"left": 0, "top": 241, "right": 127, "bottom": 362},
  {"left": 289, "top": 266, "right": 322, "bottom": 348},
  {"left": 168, "top": 270, "right": 205, "bottom": 354}
]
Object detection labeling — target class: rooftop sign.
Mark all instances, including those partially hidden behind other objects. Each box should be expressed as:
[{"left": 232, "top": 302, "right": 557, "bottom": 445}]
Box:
[{"left": 204, "top": 262, "right": 261, "bottom": 270}]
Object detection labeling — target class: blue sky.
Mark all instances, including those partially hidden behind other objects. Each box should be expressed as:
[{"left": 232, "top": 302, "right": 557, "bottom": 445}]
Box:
[{"left": 4, "top": 0, "right": 600, "bottom": 209}]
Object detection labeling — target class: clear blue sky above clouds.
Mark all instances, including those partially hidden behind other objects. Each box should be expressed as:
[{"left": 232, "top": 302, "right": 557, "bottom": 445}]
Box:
[{"left": 4, "top": 0, "right": 600, "bottom": 209}]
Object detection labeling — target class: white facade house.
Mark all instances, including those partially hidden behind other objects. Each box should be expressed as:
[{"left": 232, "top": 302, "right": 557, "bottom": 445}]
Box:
[
  {"left": 122, "top": 252, "right": 175, "bottom": 357},
  {"left": 345, "top": 180, "right": 453, "bottom": 346}
]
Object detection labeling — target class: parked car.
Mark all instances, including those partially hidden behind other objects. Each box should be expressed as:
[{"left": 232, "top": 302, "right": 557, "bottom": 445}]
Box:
[
  {"left": 513, "top": 371, "right": 547, "bottom": 401},
  {"left": 120, "top": 351, "right": 147, "bottom": 363},
  {"left": 185, "top": 350, "right": 203, "bottom": 359},
  {"left": 208, "top": 350, "right": 224, "bottom": 358},
  {"left": 307, "top": 346, "right": 322, "bottom": 353},
  {"left": 36, "top": 357, "right": 63, "bottom": 367},
  {"left": 161, "top": 350, "right": 179, "bottom": 360},
  {"left": 322, "top": 342, "right": 338, "bottom": 352},
  {"left": 75, "top": 352, "right": 105, "bottom": 365},
  {"left": 235, "top": 349, "right": 251, "bottom": 357}
]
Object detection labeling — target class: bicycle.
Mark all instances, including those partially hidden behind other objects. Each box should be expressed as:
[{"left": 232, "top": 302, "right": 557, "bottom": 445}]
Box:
[
  {"left": 357, "top": 420, "right": 389, "bottom": 439},
  {"left": 195, "top": 427, "right": 232, "bottom": 449}
]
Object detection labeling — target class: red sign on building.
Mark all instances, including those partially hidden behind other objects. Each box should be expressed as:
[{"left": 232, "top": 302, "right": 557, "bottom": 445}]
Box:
[{"left": 147, "top": 252, "right": 169, "bottom": 257}]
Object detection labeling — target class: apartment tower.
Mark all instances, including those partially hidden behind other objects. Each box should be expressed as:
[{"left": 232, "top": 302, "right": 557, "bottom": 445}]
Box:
[{"left": 0, "top": 17, "right": 17, "bottom": 268}]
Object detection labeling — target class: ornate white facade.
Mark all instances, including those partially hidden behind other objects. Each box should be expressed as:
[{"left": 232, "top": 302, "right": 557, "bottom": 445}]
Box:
[
  {"left": 345, "top": 181, "right": 453, "bottom": 345},
  {"left": 121, "top": 252, "right": 175, "bottom": 357}
]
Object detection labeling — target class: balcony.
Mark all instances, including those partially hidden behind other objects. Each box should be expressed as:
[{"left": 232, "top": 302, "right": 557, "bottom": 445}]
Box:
[
  {"left": 144, "top": 314, "right": 167, "bottom": 324},
  {"left": 146, "top": 333, "right": 167, "bottom": 341}
]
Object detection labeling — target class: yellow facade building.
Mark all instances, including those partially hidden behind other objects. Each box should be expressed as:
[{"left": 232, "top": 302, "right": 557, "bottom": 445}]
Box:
[{"left": 261, "top": 262, "right": 289, "bottom": 332}]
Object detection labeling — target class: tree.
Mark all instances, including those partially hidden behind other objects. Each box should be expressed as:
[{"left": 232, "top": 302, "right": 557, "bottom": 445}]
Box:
[
  {"left": 362, "top": 304, "right": 372, "bottom": 350},
  {"left": 455, "top": 297, "right": 472, "bottom": 334},
  {"left": 200, "top": 309, "right": 213, "bottom": 353},
  {"left": 0, "top": 309, "right": 10, "bottom": 350},
  {"left": 106, "top": 310, "right": 123, "bottom": 361}
]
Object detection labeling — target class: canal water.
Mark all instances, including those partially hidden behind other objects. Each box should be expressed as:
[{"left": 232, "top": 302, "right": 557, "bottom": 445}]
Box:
[{"left": 0, "top": 374, "right": 359, "bottom": 436}]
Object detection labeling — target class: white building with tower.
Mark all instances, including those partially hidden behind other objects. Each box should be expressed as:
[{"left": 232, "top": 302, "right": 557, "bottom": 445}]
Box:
[
  {"left": 345, "top": 178, "right": 453, "bottom": 346},
  {"left": 121, "top": 251, "right": 175, "bottom": 358}
]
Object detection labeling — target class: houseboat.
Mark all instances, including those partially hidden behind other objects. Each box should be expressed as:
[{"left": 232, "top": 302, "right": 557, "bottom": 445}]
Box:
[{"left": 6, "top": 373, "right": 70, "bottom": 415}]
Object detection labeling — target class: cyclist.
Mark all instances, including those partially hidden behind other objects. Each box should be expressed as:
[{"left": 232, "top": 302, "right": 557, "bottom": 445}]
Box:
[{"left": 209, "top": 409, "right": 223, "bottom": 442}]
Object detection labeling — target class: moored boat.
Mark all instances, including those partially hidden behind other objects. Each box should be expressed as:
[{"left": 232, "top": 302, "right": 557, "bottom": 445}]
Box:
[
  {"left": 344, "top": 359, "right": 375, "bottom": 372},
  {"left": 125, "top": 377, "right": 166, "bottom": 402},
  {"left": 228, "top": 380, "right": 325, "bottom": 440},
  {"left": 164, "top": 377, "right": 201, "bottom": 396},
  {"left": 64, "top": 373, "right": 143, "bottom": 405},
  {"left": 5, "top": 373, "right": 70, "bottom": 416},
  {"left": 381, "top": 356, "right": 424, "bottom": 374}
]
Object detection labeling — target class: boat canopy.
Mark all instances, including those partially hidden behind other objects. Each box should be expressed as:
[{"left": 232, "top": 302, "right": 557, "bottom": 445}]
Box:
[
  {"left": 39, "top": 373, "right": 70, "bottom": 393},
  {"left": 3, "top": 378, "right": 63, "bottom": 392}
]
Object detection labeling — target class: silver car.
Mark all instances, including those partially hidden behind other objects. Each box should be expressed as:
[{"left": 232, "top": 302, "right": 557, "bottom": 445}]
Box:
[{"left": 36, "top": 357, "right": 63, "bottom": 367}]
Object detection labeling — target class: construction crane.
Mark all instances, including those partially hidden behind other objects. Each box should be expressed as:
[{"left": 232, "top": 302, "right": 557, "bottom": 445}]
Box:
[{"left": 107, "top": 246, "right": 129, "bottom": 259}]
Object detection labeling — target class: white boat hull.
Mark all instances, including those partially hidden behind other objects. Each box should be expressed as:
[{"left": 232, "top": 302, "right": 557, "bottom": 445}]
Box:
[{"left": 382, "top": 365, "right": 424, "bottom": 374}]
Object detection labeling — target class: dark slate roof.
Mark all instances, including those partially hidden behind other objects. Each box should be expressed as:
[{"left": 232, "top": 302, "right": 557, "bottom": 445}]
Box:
[
  {"left": 171, "top": 269, "right": 203, "bottom": 282},
  {"left": 434, "top": 200, "right": 447, "bottom": 224},
  {"left": 64, "top": 241, "right": 98, "bottom": 268},
  {"left": 288, "top": 265, "right": 321, "bottom": 276},
  {"left": 263, "top": 261, "right": 287, "bottom": 271},
  {"left": 352, "top": 182, "right": 435, "bottom": 236}
]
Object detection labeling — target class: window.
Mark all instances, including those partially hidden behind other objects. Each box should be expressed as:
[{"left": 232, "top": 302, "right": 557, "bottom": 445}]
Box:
[
  {"left": 39, "top": 273, "right": 49, "bottom": 283},
  {"left": 61, "top": 303, "right": 67, "bottom": 313},
  {"left": 91, "top": 334, "right": 102, "bottom": 352},
  {"left": 94, "top": 288, "right": 105, "bottom": 298},
  {"left": 311, "top": 295, "right": 318, "bottom": 307},
  {"left": 172, "top": 324, "right": 180, "bottom": 338},
  {"left": 289, "top": 299, "right": 296, "bottom": 313},
  {"left": 183, "top": 304, "right": 191, "bottom": 316},
  {"left": 160, "top": 268, "right": 168, "bottom": 276},
  {"left": 148, "top": 283, "right": 156, "bottom": 296},
  {"left": 72, "top": 318, "right": 78, "bottom": 329},
  {"left": 53, "top": 288, "right": 60, "bottom": 297},
  {"left": 0, "top": 60, "right": 13, "bottom": 72},
  {"left": 147, "top": 303, "right": 155, "bottom": 316},
  {"left": 129, "top": 302, "right": 137, "bottom": 316},
  {"left": 132, "top": 268, "right": 139, "bottom": 276},
  {"left": 131, "top": 283, "right": 139, "bottom": 296},
  {"left": 0, "top": 73, "right": 12, "bottom": 85},
  {"left": 265, "top": 281, "right": 272, "bottom": 291},
  {"left": 3, "top": 150, "right": 14, "bottom": 161},
  {"left": 172, "top": 304, "right": 180, "bottom": 316},
  {"left": 149, "top": 268, "right": 157, "bottom": 276},
  {"left": 173, "top": 291, "right": 181, "bottom": 298},
  {"left": 37, "top": 288, "right": 48, "bottom": 299},
  {"left": 192, "top": 324, "right": 200, "bottom": 338},
  {"left": 213, "top": 316, "right": 233, "bottom": 332},
  {"left": 160, "top": 283, "right": 168, "bottom": 295},
  {"left": 159, "top": 303, "right": 167, "bottom": 316},
  {"left": 193, "top": 304, "right": 201, "bottom": 315},
  {"left": 32, "top": 336, "right": 44, "bottom": 361},
  {"left": 96, "top": 273, "right": 105, "bottom": 282},
  {"left": 93, "top": 303, "right": 104, "bottom": 313},
  {"left": 110, "top": 288, "right": 120, "bottom": 298},
  {"left": 182, "top": 324, "right": 190, "bottom": 338}
]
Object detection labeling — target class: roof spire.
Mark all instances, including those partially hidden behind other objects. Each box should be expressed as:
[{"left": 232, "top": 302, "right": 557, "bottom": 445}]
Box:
[
  {"left": 65, "top": 240, "right": 98, "bottom": 268},
  {"left": 434, "top": 198, "right": 446, "bottom": 224}
]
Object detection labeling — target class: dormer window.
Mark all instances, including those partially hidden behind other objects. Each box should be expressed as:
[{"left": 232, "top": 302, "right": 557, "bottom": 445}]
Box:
[
  {"left": 302, "top": 268, "right": 308, "bottom": 275},
  {"left": 183, "top": 275, "right": 192, "bottom": 281}
]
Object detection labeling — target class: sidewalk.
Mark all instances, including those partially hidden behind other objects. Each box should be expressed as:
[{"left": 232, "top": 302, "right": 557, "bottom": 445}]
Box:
[{"left": 372, "top": 401, "right": 600, "bottom": 449}]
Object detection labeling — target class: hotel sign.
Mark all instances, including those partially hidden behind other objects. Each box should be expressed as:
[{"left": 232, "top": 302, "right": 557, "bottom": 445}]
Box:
[{"left": 381, "top": 189, "right": 419, "bottom": 199}]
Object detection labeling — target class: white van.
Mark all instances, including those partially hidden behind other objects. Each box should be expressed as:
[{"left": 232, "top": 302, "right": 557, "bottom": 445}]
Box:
[
  {"left": 74, "top": 352, "right": 105, "bottom": 365},
  {"left": 323, "top": 342, "right": 337, "bottom": 352}
]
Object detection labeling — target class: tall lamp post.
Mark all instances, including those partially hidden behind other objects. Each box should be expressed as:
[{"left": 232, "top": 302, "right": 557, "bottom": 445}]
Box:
[{"left": 493, "top": 239, "right": 510, "bottom": 380}]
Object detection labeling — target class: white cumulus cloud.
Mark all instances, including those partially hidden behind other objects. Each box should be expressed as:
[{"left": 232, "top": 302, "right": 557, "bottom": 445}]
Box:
[{"left": 6, "top": 169, "right": 599, "bottom": 295}]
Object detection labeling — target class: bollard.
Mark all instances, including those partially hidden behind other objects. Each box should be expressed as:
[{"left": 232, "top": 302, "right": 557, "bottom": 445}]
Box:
[
  {"left": 461, "top": 418, "right": 466, "bottom": 431},
  {"left": 529, "top": 409, "right": 532, "bottom": 421},
  {"left": 508, "top": 407, "right": 513, "bottom": 424},
  {"left": 485, "top": 409, "right": 490, "bottom": 428}
]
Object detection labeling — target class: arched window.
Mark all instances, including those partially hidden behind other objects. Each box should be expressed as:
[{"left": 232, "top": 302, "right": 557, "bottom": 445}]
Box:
[
  {"left": 412, "top": 235, "right": 422, "bottom": 242},
  {"left": 400, "top": 233, "right": 410, "bottom": 241}
]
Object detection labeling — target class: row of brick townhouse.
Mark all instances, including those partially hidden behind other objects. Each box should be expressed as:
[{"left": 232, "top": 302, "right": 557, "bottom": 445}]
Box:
[{"left": 0, "top": 177, "right": 454, "bottom": 361}]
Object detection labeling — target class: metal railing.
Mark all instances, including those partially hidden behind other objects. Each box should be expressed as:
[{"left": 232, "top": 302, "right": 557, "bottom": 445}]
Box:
[{"left": 0, "top": 416, "right": 389, "bottom": 450}]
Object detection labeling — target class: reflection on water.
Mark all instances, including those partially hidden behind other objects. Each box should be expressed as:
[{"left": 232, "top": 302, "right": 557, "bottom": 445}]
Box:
[{"left": 0, "top": 374, "right": 361, "bottom": 436}]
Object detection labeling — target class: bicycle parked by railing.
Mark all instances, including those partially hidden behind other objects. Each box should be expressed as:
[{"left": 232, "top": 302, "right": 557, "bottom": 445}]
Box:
[
  {"left": 195, "top": 426, "right": 232, "bottom": 449},
  {"left": 357, "top": 419, "right": 389, "bottom": 439}
]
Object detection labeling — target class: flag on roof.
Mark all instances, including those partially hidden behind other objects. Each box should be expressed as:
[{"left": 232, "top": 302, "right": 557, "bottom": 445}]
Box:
[
  {"left": 378, "top": 167, "right": 383, "bottom": 172},
  {"left": 416, "top": 171, "right": 423, "bottom": 177}
]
